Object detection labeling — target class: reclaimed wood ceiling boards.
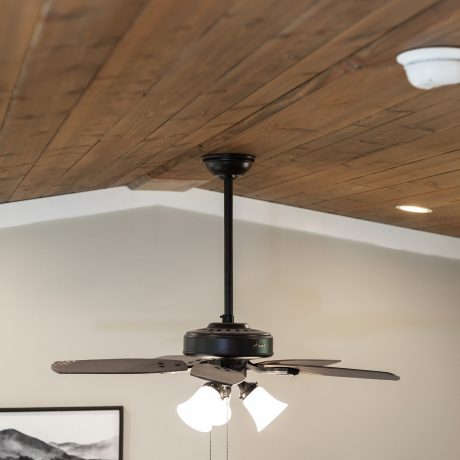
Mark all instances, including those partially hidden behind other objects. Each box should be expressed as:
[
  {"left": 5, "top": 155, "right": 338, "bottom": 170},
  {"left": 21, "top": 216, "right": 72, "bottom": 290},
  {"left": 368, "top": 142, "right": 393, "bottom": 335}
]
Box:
[{"left": 1, "top": 0, "right": 460, "bottom": 236}]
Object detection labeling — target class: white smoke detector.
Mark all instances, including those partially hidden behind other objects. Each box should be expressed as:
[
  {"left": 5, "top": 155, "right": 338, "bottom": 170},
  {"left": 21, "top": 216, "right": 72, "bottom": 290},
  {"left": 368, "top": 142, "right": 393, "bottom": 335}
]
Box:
[{"left": 396, "top": 47, "right": 460, "bottom": 90}]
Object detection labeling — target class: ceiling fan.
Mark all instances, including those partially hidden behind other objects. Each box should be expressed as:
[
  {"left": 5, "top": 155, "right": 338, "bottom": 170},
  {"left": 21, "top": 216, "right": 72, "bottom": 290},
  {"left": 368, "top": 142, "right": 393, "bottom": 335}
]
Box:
[{"left": 52, "top": 153, "right": 399, "bottom": 432}]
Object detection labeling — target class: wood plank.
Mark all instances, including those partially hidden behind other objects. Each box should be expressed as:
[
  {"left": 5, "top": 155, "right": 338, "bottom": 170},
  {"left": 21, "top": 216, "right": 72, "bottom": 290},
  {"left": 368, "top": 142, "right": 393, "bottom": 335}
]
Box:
[
  {"left": 327, "top": 186, "right": 460, "bottom": 232},
  {"left": 0, "top": 0, "right": 42, "bottom": 126},
  {"left": 306, "top": 169, "right": 460, "bottom": 213},
  {"left": 242, "top": 119, "right": 460, "bottom": 205},
  {"left": 0, "top": 0, "right": 148, "bottom": 202},
  {"left": 224, "top": 85, "right": 460, "bottom": 197},
  {"left": 93, "top": 0, "right": 387, "bottom": 187},
  {"left": 421, "top": 222, "right": 460, "bottom": 237},
  {"left": 185, "top": 0, "right": 441, "bottom": 151},
  {"left": 277, "top": 188, "right": 460, "bottom": 237},
  {"left": 201, "top": 0, "right": 460, "bottom": 158},
  {"left": 41, "top": 0, "right": 316, "bottom": 197},
  {"left": 126, "top": 73, "right": 460, "bottom": 201},
  {"left": 12, "top": 0, "right": 232, "bottom": 201},
  {"left": 141, "top": 89, "right": 441, "bottom": 194},
  {"left": 350, "top": 151, "right": 460, "bottom": 189},
  {"left": 118, "top": 0, "right": 444, "bottom": 185}
]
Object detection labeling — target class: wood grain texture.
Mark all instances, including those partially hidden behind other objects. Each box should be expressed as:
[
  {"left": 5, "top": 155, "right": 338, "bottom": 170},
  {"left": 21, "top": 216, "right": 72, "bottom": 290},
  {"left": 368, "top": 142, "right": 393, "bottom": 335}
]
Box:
[
  {"left": 0, "top": 0, "right": 42, "bottom": 127},
  {"left": 1, "top": 0, "right": 460, "bottom": 237},
  {"left": 12, "top": 0, "right": 232, "bottom": 200},
  {"left": 0, "top": 0, "right": 148, "bottom": 200}
]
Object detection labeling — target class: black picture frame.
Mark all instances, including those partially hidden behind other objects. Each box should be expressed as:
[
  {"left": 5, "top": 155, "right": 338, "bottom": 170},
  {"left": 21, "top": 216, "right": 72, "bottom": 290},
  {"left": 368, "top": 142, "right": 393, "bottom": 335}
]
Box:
[{"left": 0, "top": 406, "right": 123, "bottom": 460}]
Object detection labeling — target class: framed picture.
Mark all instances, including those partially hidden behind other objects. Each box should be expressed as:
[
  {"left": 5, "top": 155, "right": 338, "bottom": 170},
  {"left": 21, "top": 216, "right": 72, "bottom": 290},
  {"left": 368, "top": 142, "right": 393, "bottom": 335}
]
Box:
[{"left": 0, "top": 406, "right": 123, "bottom": 460}]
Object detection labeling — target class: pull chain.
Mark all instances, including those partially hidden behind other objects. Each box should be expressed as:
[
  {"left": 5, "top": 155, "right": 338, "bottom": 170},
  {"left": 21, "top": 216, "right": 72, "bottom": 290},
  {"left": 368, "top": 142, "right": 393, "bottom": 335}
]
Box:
[
  {"left": 208, "top": 400, "right": 229, "bottom": 460},
  {"left": 226, "top": 399, "right": 229, "bottom": 460},
  {"left": 209, "top": 429, "right": 212, "bottom": 460}
]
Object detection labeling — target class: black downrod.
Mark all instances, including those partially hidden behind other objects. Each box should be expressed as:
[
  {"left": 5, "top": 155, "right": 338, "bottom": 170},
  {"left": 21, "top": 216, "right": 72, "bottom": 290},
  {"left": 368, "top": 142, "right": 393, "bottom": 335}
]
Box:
[
  {"left": 222, "top": 175, "right": 234, "bottom": 323},
  {"left": 201, "top": 153, "right": 255, "bottom": 324}
]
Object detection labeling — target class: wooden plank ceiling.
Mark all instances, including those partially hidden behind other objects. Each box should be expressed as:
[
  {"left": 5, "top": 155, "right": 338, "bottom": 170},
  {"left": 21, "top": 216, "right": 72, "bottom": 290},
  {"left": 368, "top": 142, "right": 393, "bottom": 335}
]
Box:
[{"left": 1, "top": 0, "right": 460, "bottom": 237}]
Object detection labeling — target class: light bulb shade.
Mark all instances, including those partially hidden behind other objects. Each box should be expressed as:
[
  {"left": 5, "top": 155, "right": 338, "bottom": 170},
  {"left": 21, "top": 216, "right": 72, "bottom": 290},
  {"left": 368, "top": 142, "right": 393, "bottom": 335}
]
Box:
[
  {"left": 242, "top": 386, "right": 287, "bottom": 432},
  {"left": 177, "top": 385, "right": 231, "bottom": 432}
]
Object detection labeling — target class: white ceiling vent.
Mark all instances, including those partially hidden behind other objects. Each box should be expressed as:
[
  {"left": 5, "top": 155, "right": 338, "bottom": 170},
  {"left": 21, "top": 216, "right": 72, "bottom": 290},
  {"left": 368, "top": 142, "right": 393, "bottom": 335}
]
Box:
[{"left": 397, "top": 47, "right": 460, "bottom": 90}]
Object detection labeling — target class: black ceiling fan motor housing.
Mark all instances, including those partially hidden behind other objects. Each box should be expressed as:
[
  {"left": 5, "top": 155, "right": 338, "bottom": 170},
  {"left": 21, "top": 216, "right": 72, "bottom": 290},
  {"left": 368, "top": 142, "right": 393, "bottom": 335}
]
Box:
[{"left": 183, "top": 322, "right": 273, "bottom": 358}]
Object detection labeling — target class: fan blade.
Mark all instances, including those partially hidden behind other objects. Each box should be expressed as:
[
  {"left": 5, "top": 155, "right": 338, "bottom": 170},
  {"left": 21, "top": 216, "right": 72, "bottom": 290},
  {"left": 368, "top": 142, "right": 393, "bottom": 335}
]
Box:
[
  {"left": 254, "top": 359, "right": 341, "bottom": 367},
  {"left": 265, "top": 364, "right": 399, "bottom": 380},
  {"left": 51, "top": 358, "right": 188, "bottom": 374},
  {"left": 190, "top": 363, "right": 245, "bottom": 385}
]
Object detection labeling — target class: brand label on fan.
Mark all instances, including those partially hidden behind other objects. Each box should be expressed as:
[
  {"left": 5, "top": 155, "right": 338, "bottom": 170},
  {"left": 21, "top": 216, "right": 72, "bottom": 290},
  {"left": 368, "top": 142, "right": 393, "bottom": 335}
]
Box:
[{"left": 252, "top": 341, "right": 266, "bottom": 349}]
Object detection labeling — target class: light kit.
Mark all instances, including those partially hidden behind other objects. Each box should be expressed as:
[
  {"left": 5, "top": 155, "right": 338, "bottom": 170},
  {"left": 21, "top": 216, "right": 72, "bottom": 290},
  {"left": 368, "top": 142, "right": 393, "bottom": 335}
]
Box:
[{"left": 177, "top": 381, "right": 287, "bottom": 432}]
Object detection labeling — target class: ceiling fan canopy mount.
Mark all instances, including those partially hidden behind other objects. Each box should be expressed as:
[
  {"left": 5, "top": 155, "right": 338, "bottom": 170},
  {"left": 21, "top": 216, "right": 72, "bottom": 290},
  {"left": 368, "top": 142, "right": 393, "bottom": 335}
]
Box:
[{"left": 202, "top": 152, "right": 255, "bottom": 178}]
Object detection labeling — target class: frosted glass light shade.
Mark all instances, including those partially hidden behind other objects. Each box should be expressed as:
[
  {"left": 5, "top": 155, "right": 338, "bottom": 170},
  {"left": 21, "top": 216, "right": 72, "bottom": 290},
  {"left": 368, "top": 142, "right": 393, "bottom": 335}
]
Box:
[
  {"left": 242, "top": 386, "right": 287, "bottom": 432},
  {"left": 177, "top": 385, "right": 231, "bottom": 432}
]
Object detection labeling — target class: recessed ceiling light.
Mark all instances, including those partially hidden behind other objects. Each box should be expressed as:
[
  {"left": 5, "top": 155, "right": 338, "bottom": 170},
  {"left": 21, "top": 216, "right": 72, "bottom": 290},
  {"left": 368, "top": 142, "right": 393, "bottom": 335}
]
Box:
[{"left": 396, "top": 205, "right": 432, "bottom": 214}]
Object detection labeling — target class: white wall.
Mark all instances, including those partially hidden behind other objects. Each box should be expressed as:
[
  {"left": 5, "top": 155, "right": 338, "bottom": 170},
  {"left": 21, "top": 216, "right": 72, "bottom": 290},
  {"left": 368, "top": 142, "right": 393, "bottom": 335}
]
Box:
[{"left": 1, "top": 204, "right": 460, "bottom": 459}]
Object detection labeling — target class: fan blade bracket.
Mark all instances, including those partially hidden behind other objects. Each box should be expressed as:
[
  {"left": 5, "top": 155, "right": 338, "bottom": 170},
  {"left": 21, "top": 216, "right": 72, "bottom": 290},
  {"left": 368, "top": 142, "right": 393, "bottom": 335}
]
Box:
[
  {"left": 247, "top": 362, "right": 299, "bottom": 376},
  {"left": 253, "top": 359, "right": 341, "bottom": 367},
  {"left": 190, "top": 363, "right": 246, "bottom": 385},
  {"left": 155, "top": 355, "right": 216, "bottom": 367}
]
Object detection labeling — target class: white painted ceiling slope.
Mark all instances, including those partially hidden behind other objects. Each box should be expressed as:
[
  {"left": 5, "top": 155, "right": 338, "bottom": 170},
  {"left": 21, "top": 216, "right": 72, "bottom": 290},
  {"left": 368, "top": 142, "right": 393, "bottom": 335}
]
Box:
[{"left": 0, "top": 187, "right": 459, "bottom": 261}]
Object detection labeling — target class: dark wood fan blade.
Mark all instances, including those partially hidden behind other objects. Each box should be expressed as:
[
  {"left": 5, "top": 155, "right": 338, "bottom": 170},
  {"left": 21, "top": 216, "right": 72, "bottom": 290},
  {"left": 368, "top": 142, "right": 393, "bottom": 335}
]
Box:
[
  {"left": 190, "top": 363, "right": 246, "bottom": 385},
  {"left": 289, "top": 365, "right": 400, "bottom": 380},
  {"left": 254, "top": 359, "right": 341, "bottom": 367},
  {"left": 51, "top": 358, "right": 188, "bottom": 374}
]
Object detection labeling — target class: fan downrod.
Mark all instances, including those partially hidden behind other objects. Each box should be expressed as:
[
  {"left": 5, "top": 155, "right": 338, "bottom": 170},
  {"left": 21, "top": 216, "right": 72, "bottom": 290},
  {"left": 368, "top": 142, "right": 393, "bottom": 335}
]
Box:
[{"left": 202, "top": 153, "right": 254, "bottom": 324}]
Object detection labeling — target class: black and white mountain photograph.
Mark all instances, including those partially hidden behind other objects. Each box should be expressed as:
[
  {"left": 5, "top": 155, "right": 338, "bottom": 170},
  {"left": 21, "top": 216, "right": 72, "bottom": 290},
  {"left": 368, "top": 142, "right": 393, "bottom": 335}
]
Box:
[{"left": 0, "top": 407, "right": 122, "bottom": 460}]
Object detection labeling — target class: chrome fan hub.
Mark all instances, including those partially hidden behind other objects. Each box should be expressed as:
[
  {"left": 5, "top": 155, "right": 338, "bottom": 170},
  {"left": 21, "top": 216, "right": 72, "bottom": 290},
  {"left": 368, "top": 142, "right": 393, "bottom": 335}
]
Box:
[{"left": 183, "top": 322, "right": 273, "bottom": 358}]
